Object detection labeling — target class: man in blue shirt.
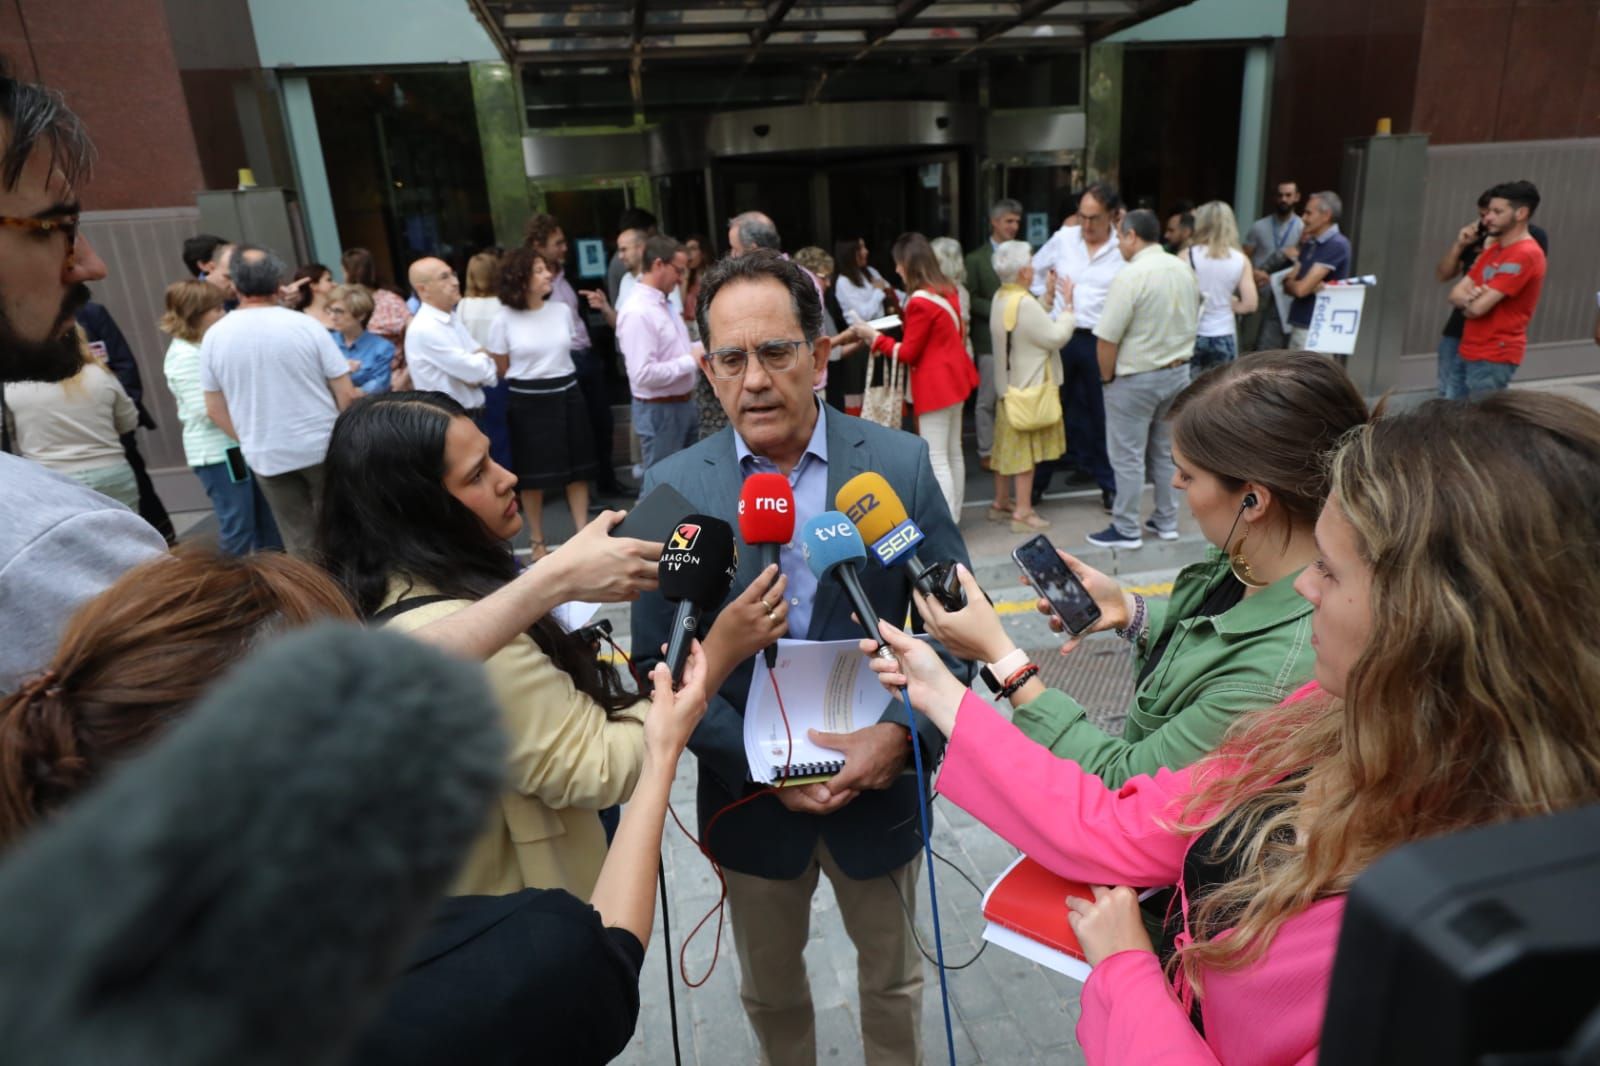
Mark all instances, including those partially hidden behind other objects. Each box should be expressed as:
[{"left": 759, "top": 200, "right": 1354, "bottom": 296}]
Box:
[{"left": 1282, "top": 190, "right": 1352, "bottom": 353}]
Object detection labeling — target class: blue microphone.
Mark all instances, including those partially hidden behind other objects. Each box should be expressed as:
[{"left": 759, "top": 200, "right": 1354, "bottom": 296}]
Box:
[{"left": 799, "top": 510, "right": 886, "bottom": 653}]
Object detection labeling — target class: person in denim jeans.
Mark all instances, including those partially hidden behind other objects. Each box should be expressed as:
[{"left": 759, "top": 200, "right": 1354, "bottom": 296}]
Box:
[
  {"left": 159, "top": 280, "right": 282, "bottom": 555},
  {"left": 1187, "top": 202, "right": 1257, "bottom": 379},
  {"left": 1433, "top": 187, "right": 1549, "bottom": 399}
]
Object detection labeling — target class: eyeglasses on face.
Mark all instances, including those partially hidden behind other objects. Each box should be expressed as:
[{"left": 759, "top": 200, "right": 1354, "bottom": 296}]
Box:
[
  {"left": 0, "top": 213, "right": 80, "bottom": 249},
  {"left": 703, "top": 339, "right": 809, "bottom": 380}
]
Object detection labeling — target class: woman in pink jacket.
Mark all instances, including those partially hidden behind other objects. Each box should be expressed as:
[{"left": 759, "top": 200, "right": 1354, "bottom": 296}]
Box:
[{"left": 862, "top": 391, "right": 1600, "bottom": 1065}]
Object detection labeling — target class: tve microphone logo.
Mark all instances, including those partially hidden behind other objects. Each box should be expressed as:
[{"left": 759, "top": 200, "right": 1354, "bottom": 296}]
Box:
[
  {"left": 871, "top": 519, "right": 924, "bottom": 565},
  {"left": 669, "top": 523, "right": 702, "bottom": 551}
]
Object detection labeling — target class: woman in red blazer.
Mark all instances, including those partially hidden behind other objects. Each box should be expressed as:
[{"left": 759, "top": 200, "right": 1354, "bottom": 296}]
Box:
[{"left": 850, "top": 232, "right": 978, "bottom": 521}]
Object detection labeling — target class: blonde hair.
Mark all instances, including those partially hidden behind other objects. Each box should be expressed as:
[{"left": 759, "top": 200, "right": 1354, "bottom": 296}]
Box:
[
  {"left": 930, "top": 236, "right": 966, "bottom": 285},
  {"left": 329, "top": 283, "right": 374, "bottom": 327},
  {"left": 792, "top": 246, "right": 834, "bottom": 279},
  {"left": 465, "top": 252, "right": 501, "bottom": 298},
  {"left": 1191, "top": 201, "right": 1242, "bottom": 259},
  {"left": 1170, "top": 392, "right": 1600, "bottom": 996},
  {"left": 159, "top": 279, "right": 226, "bottom": 342}
]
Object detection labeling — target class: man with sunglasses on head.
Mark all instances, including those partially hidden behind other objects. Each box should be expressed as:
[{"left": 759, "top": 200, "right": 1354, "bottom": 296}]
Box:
[
  {"left": 0, "top": 61, "right": 168, "bottom": 692},
  {"left": 617, "top": 234, "right": 700, "bottom": 470},
  {"left": 631, "top": 250, "right": 971, "bottom": 1066}
]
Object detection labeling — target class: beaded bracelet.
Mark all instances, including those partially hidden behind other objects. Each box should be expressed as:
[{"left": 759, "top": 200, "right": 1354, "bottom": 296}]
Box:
[{"left": 1116, "top": 593, "right": 1147, "bottom": 644}]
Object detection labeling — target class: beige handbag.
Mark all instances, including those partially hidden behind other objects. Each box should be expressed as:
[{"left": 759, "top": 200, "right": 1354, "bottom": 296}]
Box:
[{"left": 860, "top": 347, "right": 905, "bottom": 429}]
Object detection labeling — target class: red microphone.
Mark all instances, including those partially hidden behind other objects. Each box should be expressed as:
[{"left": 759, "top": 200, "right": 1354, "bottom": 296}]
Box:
[{"left": 738, "top": 472, "right": 796, "bottom": 667}]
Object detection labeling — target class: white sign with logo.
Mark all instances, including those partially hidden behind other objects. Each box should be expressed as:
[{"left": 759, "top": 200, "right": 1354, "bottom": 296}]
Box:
[{"left": 1303, "top": 283, "right": 1371, "bottom": 356}]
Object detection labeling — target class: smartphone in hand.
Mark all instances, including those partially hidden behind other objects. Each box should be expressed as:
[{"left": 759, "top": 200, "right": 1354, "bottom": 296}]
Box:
[{"left": 1012, "top": 534, "right": 1102, "bottom": 636}]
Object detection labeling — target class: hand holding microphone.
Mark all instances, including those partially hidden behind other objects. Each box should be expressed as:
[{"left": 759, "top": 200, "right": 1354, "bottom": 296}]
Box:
[{"left": 658, "top": 515, "right": 739, "bottom": 686}]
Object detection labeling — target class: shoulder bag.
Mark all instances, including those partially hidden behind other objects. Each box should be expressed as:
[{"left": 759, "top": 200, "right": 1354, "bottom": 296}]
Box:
[{"left": 999, "top": 292, "right": 1061, "bottom": 432}]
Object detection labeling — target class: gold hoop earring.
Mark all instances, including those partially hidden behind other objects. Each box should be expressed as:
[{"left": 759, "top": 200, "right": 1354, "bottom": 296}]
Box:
[{"left": 1229, "top": 526, "right": 1270, "bottom": 589}]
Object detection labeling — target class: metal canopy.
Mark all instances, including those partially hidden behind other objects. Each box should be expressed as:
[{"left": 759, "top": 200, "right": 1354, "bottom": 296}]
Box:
[{"left": 467, "top": 0, "right": 1193, "bottom": 66}]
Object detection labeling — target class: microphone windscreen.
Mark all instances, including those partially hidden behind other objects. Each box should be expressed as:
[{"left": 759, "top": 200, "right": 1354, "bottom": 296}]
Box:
[
  {"left": 738, "top": 472, "right": 796, "bottom": 547},
  {"left": 799, "top": 510, "right": 868, "bottom": 579},
  {"left": 0, "top": 623, "right": 504, "bottom": 1066},
  {"left": 837, "top": 471, "right": 926, "bottom": 567},
  {"left": 658, "top": 514, "right": 738, "bottom": 608},
  {"left": 836, "top": 472, "right": 911, "bottom": 543}
]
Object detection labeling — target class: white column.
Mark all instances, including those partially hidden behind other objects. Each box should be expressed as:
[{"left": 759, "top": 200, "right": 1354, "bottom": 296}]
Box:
[
  {"left": 279, "top": 76, "right": 343, "bottom": 268},
  {"left": 1233, "top": 44, "right": 1274, "bottom": 220}
]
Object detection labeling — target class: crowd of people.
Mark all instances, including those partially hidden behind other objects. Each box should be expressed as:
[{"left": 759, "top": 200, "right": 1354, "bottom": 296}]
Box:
[{"left": 1, "top": 56, "right": 1596, "bottom": 1066}]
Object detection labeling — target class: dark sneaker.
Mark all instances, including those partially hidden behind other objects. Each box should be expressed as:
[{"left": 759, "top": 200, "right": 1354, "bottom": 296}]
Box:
[
  {"left": 1144, "top": 519, "right": 1180, "bottom": 541},
  {"left": 1086, "top": 524, "right": 1142, "bottom": 549}
]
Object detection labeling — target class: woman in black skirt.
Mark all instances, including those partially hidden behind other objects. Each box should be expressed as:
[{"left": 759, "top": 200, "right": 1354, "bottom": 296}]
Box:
[{"left": 487, "top": 248, "right": 597, "bottom": 559}]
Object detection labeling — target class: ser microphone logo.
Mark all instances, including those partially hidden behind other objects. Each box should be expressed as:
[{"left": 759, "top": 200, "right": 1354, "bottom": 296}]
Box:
[
  {"left": 844, "top": 494, "right": 878, "bottom": 525},
  {"left": 871, "top": 519, "right": 924, "bottom": 566},
  {"left": 669, "top": 523, "right": 702, "bottom": 551}
]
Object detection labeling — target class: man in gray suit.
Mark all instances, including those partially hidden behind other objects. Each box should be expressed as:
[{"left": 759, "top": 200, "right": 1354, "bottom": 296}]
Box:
[{"left": 632, "top": 251, "right": 971, "bottom": 1066}]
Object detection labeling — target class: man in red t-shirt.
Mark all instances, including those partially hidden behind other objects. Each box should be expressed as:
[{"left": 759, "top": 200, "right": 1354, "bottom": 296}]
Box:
[{"left": 1449, "top": 180, "right": 1547, "bottom": 398}]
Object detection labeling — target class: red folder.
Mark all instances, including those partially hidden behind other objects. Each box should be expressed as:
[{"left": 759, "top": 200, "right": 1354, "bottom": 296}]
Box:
[{"left": 980, "top": 855, "right": 1098, "bottom": 981}]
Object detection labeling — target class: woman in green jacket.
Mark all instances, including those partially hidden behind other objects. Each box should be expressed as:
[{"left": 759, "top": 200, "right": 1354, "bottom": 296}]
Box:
[{"left": 923, "top": 350, "right": 1369, "bottom": 786}]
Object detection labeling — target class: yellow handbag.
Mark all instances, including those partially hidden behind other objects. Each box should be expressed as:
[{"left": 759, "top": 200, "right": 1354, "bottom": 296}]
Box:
[{"left": 1000, "top": 291, "right": 1061, "bottom": 432}]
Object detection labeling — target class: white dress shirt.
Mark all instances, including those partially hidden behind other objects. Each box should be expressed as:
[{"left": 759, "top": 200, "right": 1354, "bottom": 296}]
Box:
[
  {"left": 404, "top": 302, "right": 498, "bottom": 409},
  {"left": 1029, "top": 224, "right": 1126, "bottom": 328}
]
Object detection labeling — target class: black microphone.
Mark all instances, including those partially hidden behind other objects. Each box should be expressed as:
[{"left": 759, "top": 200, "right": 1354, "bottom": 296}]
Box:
[
  {"left": 800, "top": 510, "right": 886, "bottom": 653},
  {"left": 659, "top": 514, "right": 739, "bottom": 685},
  {"left": 0, "top": 623, "right": 505, "bottom": 1066}
]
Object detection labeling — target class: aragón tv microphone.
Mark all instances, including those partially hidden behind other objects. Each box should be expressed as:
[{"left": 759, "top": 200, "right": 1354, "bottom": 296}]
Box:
[
  {"left": 659, "top": 514, "right": 738, "bottom": 685},
  {"left": 739, "top": 472, "right": 796, "bottom": 668},
  {"left": 836, "top": 472, "right": 966, "bottom": 611},
  {"left": 799, "top": 510, "right": 890, "bottom": 657}
]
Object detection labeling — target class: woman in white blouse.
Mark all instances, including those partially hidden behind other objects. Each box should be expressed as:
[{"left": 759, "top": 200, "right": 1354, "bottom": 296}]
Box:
[
  {"left": 1185, "top": 201, "right": 1258, "bottom": 378},
  {"left": 486, "top": 247, "right": 597, "bottom": 560},
  {"left": 832, "top": 236, "right": 898, "bottom": 325},
  {"left": 3, "top": 328, "right": 141, "bottom": 509},
  {"left": 457, "top": 251, "right": 504, "bottom": 349}
]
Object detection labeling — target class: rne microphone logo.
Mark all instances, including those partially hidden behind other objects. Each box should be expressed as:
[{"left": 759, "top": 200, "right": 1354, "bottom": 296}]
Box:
[
  {"left": 738, "top": 496, "right": 792, "bottom": 514},
  {"left": 844, "top": 494, "right": 878, "bottom": 525},
  {"left": 669, "top": 523, "right": 702, "bottom": 551}
]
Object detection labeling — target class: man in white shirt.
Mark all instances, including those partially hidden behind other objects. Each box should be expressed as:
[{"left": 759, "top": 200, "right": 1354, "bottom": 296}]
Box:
[
  {"left": 1027, "top": 181, "right": 1125, "bottom": 508},
  {"left": 201, "top": 246, "right": 357, "bottom": 557},
  {"left": 1088, "top": 210, "right": 1198, "bottom": 551},
  {"left": 405, "top": 257, "right": 498, "bottom": 415},
  {"left": 616, "top": 235, "right": 699, "bottom": 469}
]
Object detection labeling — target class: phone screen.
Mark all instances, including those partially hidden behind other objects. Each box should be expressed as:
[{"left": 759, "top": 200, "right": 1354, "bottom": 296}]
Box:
[
  {"left": 224, "top": 445, "right": 250, "bottom": 484},
  {"left": 1012, "top": 535, "right": 1102, "bottom": 636},
  {"left": 611, "top": 483, "right": 695, "bottom": 543}
]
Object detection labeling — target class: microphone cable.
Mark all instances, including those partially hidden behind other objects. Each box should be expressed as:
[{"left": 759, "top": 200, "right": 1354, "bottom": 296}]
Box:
[
  {"left": 893, "top": 682, "right": 959, "bottom": 1066},
  {"left": 658, "top": 854, "right": 682, "bottom": 1066}
]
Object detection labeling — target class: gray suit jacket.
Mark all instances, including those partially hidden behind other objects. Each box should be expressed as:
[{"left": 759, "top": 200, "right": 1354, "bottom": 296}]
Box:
[{"left": 630, "top": 410, "right": 972, "bottom": 880}]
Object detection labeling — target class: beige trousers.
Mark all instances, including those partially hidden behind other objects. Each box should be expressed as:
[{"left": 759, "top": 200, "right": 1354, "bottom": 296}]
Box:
[{"left": 723, "top": 839, "right": 924, "bottom": 1066}]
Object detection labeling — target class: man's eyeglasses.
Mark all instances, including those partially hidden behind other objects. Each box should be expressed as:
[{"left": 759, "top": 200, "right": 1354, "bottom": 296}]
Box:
[
  {"left": 0, "top": 213, "right": 80, "bottom": 249},
  {"left": 704, "top": 339, "right": 809, "bottom": 380}
]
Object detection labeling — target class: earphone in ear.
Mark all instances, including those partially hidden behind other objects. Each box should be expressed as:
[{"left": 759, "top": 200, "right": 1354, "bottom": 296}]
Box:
[{"left": 1241, "top": 492, "right": 1259, "bottom": 511}]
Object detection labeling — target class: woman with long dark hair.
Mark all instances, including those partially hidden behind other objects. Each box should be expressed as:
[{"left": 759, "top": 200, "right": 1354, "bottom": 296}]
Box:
[
  {"left": 316, "top": 390, "right": 788, "bottom": 900},
  {"left": 288, "top": 262, "right": 336, "bottom": 327}
]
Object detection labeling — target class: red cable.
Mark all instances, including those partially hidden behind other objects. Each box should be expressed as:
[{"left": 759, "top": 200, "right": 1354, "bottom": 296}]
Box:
[{"left": 605, "top": 634, "right": 797, "bottom": 988}]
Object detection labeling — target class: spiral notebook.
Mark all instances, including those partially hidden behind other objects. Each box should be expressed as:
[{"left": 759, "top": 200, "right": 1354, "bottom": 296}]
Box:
[{"left": 742, "top": 637, "right": 913, "bottom": 787}]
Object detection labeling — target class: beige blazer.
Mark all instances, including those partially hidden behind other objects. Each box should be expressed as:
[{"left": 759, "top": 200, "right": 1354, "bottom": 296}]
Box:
[
  {"left": 383, "top": 584, "right": 647, "bottom": 900},
  {"left": 989, "top": 284, "right": 1075, "bottom": 395}
]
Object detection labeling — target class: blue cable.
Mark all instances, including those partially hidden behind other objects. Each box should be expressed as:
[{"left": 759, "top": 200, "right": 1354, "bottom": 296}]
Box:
[{"left": 897, "top": 683, "right": 957, "bottom": 1066}]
